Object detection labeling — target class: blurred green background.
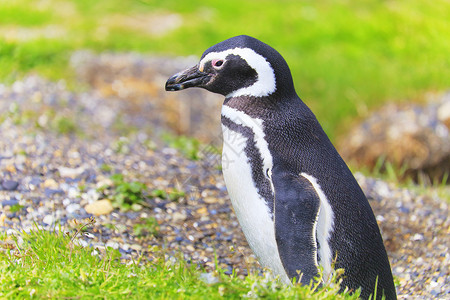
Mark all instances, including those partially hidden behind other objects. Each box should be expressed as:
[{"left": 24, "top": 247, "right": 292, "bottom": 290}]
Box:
[{"left": 1, "top": 0, "right": 449, "bottom": 140}]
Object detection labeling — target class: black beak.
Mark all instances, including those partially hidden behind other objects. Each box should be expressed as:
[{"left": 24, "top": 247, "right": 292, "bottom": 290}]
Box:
[{"left": 165, "top": 65, "right": 210, "bottom": 91}]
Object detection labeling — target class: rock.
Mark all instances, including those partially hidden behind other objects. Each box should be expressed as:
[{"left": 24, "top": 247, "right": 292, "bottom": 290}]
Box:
[
  {"left": 42, "top": 215, "right": 55, "bottom": 225},
  {"left": 105, "top": 240, "right": 120, "bottom": 249},
  {"left": 437, "top": 98, "right": 450, "bottom": 128},
  {"left": 203, "top": 197, "right": 217, "bottom": 204},
  {"left": 130, "top": 244, "right": 143, "bottom": 251},
  {"left": 84, "top": 199, "right": 114, "bottom": 216},
  {"left": 43, "top": 178, "right": 58, "bottom": 189},
  {"left": 2, "top": 180, "right": 19, "bottom": 191},
  {"left": 0, "top": 213, "right": 6, "bottom": 226},
  {"left": 199, "top": 272, "right": 219, "bottom": 284},
  {"left": 58, "top": 166, "right": 86, "bottom": 178},
  {"left": 1, "top": 199, "right": 19, "bottom": 207},
  {"left": 339, "top": 92, "right": 450, "bottom": 183},
  {"left": 171, "top": 211, "right": 187, "bottom": 222},
  {"left": 66, "top": 203, "right": 81, "bottom": 214}
]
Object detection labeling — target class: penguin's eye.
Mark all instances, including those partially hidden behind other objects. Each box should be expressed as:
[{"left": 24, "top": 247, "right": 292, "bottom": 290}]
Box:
[{"left": 212, "top": 59, "right": 224, "bottom": 69}]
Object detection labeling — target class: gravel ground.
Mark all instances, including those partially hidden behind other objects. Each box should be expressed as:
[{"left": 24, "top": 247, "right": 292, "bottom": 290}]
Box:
[{"left": 0, "top": 67, "right": 449, "bottom": 299}]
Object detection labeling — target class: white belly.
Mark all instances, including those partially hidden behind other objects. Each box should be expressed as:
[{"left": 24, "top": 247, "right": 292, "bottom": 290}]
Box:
[{"left": 221, "top": 124, "right": 290, "bottom": 283}]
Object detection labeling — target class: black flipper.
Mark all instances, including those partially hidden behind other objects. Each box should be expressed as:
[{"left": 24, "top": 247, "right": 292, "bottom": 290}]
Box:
[{"left": 271, "top": 165, "right": 321, "bottom": 285}]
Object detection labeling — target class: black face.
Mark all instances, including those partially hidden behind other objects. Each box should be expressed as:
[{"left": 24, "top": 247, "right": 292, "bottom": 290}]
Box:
[
  {"left": 202, "top": 54, "right": 258, "bottom": 96},
  {"left": 165, "top": 35, "right": 295, "bottom": 98},
  {"left": 165, "top": 54, "right": 258, "bottom": 96}
]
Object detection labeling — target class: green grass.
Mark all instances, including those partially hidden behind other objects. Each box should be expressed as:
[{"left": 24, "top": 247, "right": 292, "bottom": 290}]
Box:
[
  {"left": 0, "top": 0, "right": 449, "bottom": 139},
  {"left": 97, "top": 173, "right": 148, "bottom": 211},
  {"left": 0, "top": 223, "right": 359, "bottom": 299},
  {"left": 161, "top": 133, "right": 202, "bottom": 160}
]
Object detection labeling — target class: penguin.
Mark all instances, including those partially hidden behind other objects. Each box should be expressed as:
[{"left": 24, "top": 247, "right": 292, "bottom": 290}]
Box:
[{"left": 165, "top": 35, "right": 397, "bottom": 300}]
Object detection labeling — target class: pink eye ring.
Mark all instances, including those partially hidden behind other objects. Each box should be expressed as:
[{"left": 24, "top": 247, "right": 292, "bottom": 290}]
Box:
[{"left": 212, "top": 59, "right": 224, "bottom": 68}]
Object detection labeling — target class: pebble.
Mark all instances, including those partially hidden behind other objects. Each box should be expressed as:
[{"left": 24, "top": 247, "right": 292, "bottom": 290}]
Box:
[
  {"left": 199, "top": 272, "right": 219, "bottom": 284},
  {"left": 412, "top": 233, "right": 424, "bottom": 241},
  {"left": 1, "top": 199, "right": 19, "bottom": 207},
  {"left": 105, "top": 241, "right": 120, "bottom": 250},
  {"left": 130, "top": 244, "right": 143, "bottom": 251},
  {"left": 171, "top": 211, "right": 187, "bottom": 222},
  {"left": 43, "top": 178, "right": 59, "bottom": 189},
  {"left": 42, "top": 215, "right": 55, "bottom": 225},
  {"left": 58, "top": 166, "right": 86, "bottom": 178},
  {"left": 2, "top": 180, "right": 19, "bottom": 191},
  {"left": 84, "top": 200, "right": 114, "bottom": 216},
  {"left": 66, "top": 203, "right": 81, "bottom": 214}
]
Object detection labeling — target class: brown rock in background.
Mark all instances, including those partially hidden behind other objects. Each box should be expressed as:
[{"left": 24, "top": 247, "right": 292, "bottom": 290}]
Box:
[
  {"left": 338, "top": 93, "right": 450, "bottom": 183},
  {"left": 70, "top": 51, "right": 223, "bottom": 143}
]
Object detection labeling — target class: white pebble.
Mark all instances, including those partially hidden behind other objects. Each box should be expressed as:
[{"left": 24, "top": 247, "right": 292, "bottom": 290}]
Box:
[
  {"left": 68, "top": 187, "right": 79, "bottom": 198},
  {"left": 63, "top": 198, "right": 71, "bottom": 206},
  {"left": 199, "top": 272, "right": 219, "bottom": 284},
  {"left": 105, "top": 241, "right": 119, "bottom": 249},
  {"left": 66, "top": 203, "right": 81, "bottom": 214},
  {"left": 77, "top": 239, "right": 88, "bottom": 247},
  {"left": 412, "top": 233, "right": 424, "bottom": 241},
  {"left": 43, "top": 215, "right": 54, "bottom": 225}
]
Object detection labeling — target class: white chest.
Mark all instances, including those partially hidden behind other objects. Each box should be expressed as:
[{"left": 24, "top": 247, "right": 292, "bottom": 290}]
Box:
[{"left": 221, "top": 106, "right": 289, "bottom": 283}]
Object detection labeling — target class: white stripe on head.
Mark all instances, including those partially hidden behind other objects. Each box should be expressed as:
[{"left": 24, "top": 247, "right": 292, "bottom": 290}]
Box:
[
  {"left": 300, "top": 172, "right": 335, "bottom": 283},
  {"left": 200, "top": 47, "right": 276, "bottom": 98}
]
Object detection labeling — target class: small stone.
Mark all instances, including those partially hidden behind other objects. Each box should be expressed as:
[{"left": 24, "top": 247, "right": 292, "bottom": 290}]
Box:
[
  {"left": 44, "top": 188, "right": 64, "bottom": 197},
  {"left": 105, "top": 240, "right": 119, "bottom": 249},
  {"left": 96, "top": 178, "right": 113, "bottom": 188},
  {"left": 28, "top": 178, "right": 41, "bottom": 190},
  {"left": 67, "top": 187, "right": 79, "bottom": 198},
  {"left": 84, "top": 199, "right": 114, "bottom": 216},
  {"left": 2, "top": 180, "right": 19, "bottom": 191},
  {"left": 5, "top": 165, "right": 16, "bottom": 173},
  {"left": 58, "top": 166, "right": 86, "bottom": 178},
  {"left": 412, "top": 233, "right": 424, "bottom": 241},
  {"left": 0, "top": 213, "right": 6, "bottom": 226},
  {"left": 171, "top": 212, "right": 187, "bottom": 222},
  {"left": 1, "top": 199, "right": 19, "bottom": 207},
  {"left": 82, "top": 189, "right": 100, "bottom": 202},
  {"left": 196, "top": 207, "right": 208, "bottom": 215},
  {"left": 203, "top": 197, "right": 217, "bottom": 204},
  {"left": 43, "top": 215, "right": 54, "bottom": 225},
  {"left": 43, "top": 178, "right": 58, "bottom": 189},
  {"left": 77, "top": 239, "right": 89, "bottom": 247},
  {"left": 199, "top": 272, "right": 219, "bottom": 284},
  {"left": 66, "top": 203, "right": 81, "bottom": 214},
  {"left": 130, "top": 244, "right": 143, "bottom": 251}
]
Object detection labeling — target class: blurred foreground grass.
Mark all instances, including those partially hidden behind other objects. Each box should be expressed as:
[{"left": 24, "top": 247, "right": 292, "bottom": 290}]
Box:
[{"left": 0, "top": 0, "right": 449, "bottom": 139}]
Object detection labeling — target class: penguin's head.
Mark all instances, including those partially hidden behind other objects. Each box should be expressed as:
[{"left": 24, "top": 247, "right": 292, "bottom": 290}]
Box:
[{"left": 165, "top": 35, "right": 295, "bottom": 98}]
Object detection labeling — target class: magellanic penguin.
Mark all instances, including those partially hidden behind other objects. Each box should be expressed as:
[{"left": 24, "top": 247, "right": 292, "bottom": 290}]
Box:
[{"left": 165, "top": 35, "right": 397, "bottom": 300}]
